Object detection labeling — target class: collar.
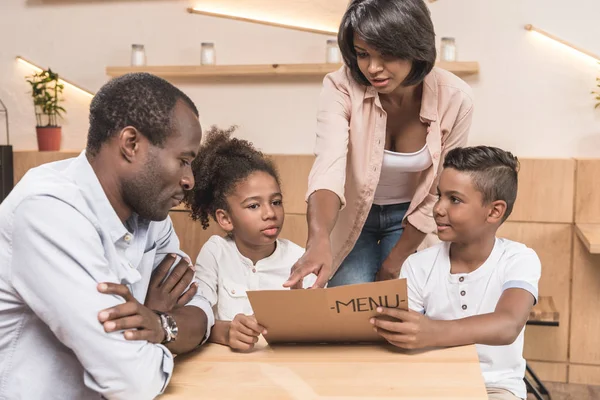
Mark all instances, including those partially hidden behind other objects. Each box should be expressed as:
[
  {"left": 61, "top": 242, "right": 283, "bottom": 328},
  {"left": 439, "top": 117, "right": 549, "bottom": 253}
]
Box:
[{"left": 70, "top": 151, "right": 130, "bottom": 244}]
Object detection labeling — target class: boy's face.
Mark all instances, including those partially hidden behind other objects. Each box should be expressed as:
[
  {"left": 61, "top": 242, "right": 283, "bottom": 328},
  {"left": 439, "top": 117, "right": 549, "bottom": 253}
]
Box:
[{"left": 433, "top": 168, "right": 500, "bottom": 243}]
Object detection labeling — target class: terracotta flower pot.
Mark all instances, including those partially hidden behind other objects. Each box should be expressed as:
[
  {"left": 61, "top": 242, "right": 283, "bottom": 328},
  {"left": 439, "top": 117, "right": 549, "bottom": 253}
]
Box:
[{"left": 36, "top": 126, "right": 62, "bottom": 151}]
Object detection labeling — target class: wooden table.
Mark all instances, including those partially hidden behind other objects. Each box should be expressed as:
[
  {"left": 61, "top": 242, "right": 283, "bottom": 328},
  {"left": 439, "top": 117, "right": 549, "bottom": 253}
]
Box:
[{"left": 160, "top": 339, "right": 487, "bottom": 400}]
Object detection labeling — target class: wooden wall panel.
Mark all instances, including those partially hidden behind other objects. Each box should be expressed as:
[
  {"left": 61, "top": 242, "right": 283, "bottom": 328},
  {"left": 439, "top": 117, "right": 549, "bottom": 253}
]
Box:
[
  {"left": 508, "top": 159, "right": 575, "bottom": 223},
  {"left": 569, "top": 364, "right": 600, "bottom": 385},
  {"left": 527, "top": 361, "right": 568, "bottom": 383},
  {"left": 13, "top": 151, "right": 79, "bottom": 184},
  {"left": 575, "top": 159, "right": 600, "bottom": 223},
  {"left": 280, "top": 213, "right": 308, "bottom": 247},
  {"left": 270, "top": 154, "right": 314, "bottom": 215},
  {"left": 570, "top": 237, "right": 600, "bottom": 365},
  {"left": 170, "top": 210, "right": 225, "bottom": 262},
  {"left": 170, "top": 211, "right": 308, "bottom": 260},
  {"left": 497, "top": 222, "right": 572, "bottom": 362}
]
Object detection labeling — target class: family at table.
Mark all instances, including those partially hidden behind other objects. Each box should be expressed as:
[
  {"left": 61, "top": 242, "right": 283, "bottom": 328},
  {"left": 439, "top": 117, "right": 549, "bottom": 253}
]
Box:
[{"left": 0, "top": 1, "right": 540, "bottom": 399}]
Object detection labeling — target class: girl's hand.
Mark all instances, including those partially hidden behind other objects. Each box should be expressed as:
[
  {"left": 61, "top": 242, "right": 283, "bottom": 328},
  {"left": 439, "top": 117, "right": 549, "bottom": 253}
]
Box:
[{"left": 228, "top": 314, "right": 267, "bottom": 351}]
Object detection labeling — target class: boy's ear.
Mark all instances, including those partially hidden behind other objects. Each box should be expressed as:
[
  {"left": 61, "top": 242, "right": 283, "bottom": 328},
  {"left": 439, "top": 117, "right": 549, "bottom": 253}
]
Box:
[
  {"left": 215, "top": 208, "right": 234, "bottom": 234},
  {"left": 487, "top": 200, "right": 507, "bottom": 224}
]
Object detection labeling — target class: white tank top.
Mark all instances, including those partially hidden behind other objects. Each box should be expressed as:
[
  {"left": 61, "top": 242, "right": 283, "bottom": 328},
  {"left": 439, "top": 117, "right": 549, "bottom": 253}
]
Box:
[{"left": 373, "top": 144, "right": 433, "bottom": 206}]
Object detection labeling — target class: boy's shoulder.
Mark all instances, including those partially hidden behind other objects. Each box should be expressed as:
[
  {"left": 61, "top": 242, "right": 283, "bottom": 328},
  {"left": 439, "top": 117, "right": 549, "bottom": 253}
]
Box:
[
  {"left": 405, "top": 238, "right": 539, "bottom": 270},
  {"left": 494, "top": 237, "right": 541, "bottom": 269},
  {"left": 406, "top": 241, "right": 448, "bottom": 269}
]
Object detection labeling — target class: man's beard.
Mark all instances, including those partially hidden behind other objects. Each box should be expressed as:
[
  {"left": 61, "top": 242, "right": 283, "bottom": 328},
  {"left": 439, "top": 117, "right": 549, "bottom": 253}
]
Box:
[{"left": 122, "top": 159, "right": 170, "bottom": 221}]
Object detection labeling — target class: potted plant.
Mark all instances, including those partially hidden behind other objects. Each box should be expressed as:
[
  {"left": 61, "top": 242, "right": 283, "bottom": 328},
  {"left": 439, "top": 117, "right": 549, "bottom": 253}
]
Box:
[
  {"left": 593, "top": 76, "right": 600, "bottom": 108},
  {"left": 26, "top": 69, "right": 65, "bottom": 151}
]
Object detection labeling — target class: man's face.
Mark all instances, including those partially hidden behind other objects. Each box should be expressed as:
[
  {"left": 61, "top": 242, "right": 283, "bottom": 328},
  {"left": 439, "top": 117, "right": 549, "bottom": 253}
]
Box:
[{"left": 123, "top": 101, "right": 202, "bottom": 221}]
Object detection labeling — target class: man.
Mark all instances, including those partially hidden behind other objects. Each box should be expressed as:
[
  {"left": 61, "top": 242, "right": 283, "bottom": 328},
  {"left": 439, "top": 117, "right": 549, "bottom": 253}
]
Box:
[{"left": 0, "top": 73, "right": 213, "bottom": 399}]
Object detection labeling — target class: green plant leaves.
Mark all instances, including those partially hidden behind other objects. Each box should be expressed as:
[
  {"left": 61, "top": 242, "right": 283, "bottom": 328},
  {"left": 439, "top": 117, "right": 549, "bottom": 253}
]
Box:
[{"left": 25, "top": 68, "right": 66, "bottom": 127}]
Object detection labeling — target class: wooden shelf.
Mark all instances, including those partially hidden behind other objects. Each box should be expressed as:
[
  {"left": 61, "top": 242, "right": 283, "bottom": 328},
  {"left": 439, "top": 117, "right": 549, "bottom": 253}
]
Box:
[
  {"left": 575, "top": 223, "right": 600, "bottom": 254},
  {"left": 106, "top": 62, "right": 479, "bottom": 79}
]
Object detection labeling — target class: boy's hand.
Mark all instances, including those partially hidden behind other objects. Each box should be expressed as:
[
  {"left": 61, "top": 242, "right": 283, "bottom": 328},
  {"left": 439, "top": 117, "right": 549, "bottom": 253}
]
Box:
[
  {"left": 228, "top": 314, "right": 267, "bottom": 351},
  {"left": 97, "top": 283, "right": 165, "bottom": 344},
  {"left": 370, "top": 307, "right": 440, "bottom": 349},
  {"left": 145, "top": 254, "right": 197, "bottom": 312}
]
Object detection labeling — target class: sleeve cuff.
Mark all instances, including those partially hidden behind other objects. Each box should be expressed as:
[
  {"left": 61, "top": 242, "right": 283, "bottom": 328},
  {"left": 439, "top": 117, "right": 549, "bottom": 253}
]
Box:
[
  {"left": 305, "top": 184, "right": 346, "bottom": 210},
  {"left": 157, "top": 344, "right": 175, "bottom": 394},
  {"left": 406, "top": 212, "right": 436, "bottom": 235},
  {"left": 187, "top": 296, "right": 216, "bottom": 344},
  {"left": 502, "top": 280, "right": 539, "bottom": 305}
]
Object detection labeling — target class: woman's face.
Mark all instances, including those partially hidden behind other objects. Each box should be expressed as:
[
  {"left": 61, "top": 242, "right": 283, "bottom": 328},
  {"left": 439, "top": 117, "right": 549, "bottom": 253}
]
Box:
[{"left": 353, "top": 34, "right": 413, "bottom": 94}]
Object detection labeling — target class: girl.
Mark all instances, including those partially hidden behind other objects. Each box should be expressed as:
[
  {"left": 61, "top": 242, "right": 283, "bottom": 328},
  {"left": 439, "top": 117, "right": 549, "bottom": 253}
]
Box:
[
  {"left": 285, "top": 0, "right": 474, "bottom": 289},
  {"left": 185, "top": 126, "right": 314, "bottom": 351}
]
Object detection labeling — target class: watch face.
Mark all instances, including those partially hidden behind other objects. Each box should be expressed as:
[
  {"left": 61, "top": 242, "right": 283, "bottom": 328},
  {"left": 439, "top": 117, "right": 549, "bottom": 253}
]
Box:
[{"left": 165, "top": 314, "right": 178, "bottom": 340}]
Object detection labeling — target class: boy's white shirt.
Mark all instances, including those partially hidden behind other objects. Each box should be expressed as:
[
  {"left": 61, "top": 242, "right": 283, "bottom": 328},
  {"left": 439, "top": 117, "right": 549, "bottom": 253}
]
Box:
[
  {"left": 195, "top": 235, "right": 316, "bottom": 321},
  {"left": 400, "top": 237, "right": 541, "bottom": 399}
]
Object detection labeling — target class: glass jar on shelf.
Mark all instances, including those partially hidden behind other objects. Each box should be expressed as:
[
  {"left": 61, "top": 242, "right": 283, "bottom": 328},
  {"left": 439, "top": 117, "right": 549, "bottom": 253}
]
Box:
[
  {"left": 440, "top": 37, "right": 457, "bottom": 62},
  {"left": 201, "top": 42, "right": 216, "bottom": 65}
]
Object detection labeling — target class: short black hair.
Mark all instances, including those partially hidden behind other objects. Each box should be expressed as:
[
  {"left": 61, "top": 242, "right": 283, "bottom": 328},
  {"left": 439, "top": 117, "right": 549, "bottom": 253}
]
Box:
[
  {"left": 184, "top": 126, "right": 281, "bottom": 230},
  {"left": 87, "top": 72, "right": 198, "bottom": 156},
  {"left": 338, "top": 0, "right": 436, "bottom": 87},
  {"left": 443, "top": 146, "right": 520, "bottom": 222}
]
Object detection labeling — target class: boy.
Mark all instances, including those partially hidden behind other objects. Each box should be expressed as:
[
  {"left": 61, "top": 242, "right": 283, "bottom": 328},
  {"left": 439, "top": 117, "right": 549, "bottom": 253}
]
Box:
[{"left": 371, "top": 146, "right": 541, "bottom": 400}]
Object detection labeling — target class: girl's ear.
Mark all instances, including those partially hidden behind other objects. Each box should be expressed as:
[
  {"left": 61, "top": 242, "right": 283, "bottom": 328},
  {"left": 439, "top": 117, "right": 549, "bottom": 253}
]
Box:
[{"left": 215, "top": 208, "right": 233, "bottom": 234}]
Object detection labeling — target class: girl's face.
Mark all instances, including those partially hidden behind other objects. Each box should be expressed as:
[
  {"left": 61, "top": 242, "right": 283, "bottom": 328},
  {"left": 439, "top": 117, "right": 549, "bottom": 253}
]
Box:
[
  {"left": 218, "top": 171, "right": 285, "bottom": 248},
  {"left": 353, "top": 34, "right": 413, "bottom": 94}
]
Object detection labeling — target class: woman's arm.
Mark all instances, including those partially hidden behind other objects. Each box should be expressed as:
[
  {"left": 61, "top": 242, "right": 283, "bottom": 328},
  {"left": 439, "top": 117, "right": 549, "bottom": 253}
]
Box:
[
  {"left": 284, "top": 189, "right": 341, "bottom": 288},
  {"left": 377, "top": 222, "right": 426, "bottom": 280},
  {"left": 285, "top": 69, "right": 352, "bottom": 289}
]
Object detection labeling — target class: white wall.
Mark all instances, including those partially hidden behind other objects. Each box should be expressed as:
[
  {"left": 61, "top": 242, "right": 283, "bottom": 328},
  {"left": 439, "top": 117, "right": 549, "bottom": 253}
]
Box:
[{"left": 0, "top": 0, "right": 598, "bottom": 157}]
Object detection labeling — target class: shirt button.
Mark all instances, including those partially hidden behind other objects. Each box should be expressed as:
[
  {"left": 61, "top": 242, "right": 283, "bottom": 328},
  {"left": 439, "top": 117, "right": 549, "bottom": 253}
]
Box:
[
  {"left": 128, "top": 263, "right": 134, "bottom": 269},
  {"left": 124, "top": 234, "right": 132, "bottom": 243},
  {"left": 231, "top": 289, "right": 236, "bottom": 295},
  {"left": 252, "top": 268, "right": 257, "bottom": 273},
  {"left": 460, "top": 290, "right": 466, "bottom": 296},
  {"left": 459, "top": 277, "right": 465, "bottom": 282},
  {"left": 462, "top": 304, "right": 467, "bottom": 310},
  {"left": 433, "top": 152, "right": 440, "bottom": 160}
]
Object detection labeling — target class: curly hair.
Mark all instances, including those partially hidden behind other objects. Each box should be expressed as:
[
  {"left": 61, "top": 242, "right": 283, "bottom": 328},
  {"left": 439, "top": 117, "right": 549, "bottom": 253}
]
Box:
[
  {"left": 184, "top": 126, "right": 281, "bottom": 230},
  {"left": 86, "top": 72, "right": 198, "bottom": 156},
  {"left": 443, "top": 146, "right": 520, "bottom": 222}
]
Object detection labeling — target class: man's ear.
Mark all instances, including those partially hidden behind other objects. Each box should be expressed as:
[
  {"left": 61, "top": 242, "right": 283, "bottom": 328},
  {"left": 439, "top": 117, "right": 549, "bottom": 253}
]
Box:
[
  {"left": 215, "top": 209, "right": 233, "bottom": 234},
  {"left": 487, "top": 200, "right": 507, "bottom": 224},
  {"left": 118, "top": 126, "right": 142, "bottom": 162}
]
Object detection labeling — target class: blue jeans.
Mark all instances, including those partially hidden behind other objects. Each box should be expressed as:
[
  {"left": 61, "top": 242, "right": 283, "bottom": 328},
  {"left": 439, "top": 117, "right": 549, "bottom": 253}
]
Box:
[{"left": 328, "top": 202, "right": 409, "bottom": 287}]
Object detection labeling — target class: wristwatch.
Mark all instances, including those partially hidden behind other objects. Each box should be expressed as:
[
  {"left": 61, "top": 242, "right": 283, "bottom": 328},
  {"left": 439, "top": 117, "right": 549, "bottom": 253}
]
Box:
[{"left": 155, "top": 311, "right": 178, "bottom": 344}]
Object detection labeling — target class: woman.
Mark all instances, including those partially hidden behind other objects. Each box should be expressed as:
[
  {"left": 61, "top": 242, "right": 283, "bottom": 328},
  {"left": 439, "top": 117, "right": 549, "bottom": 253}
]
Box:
[{"left": 285, "top": 0, "right": 474, "bottom": 289}]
